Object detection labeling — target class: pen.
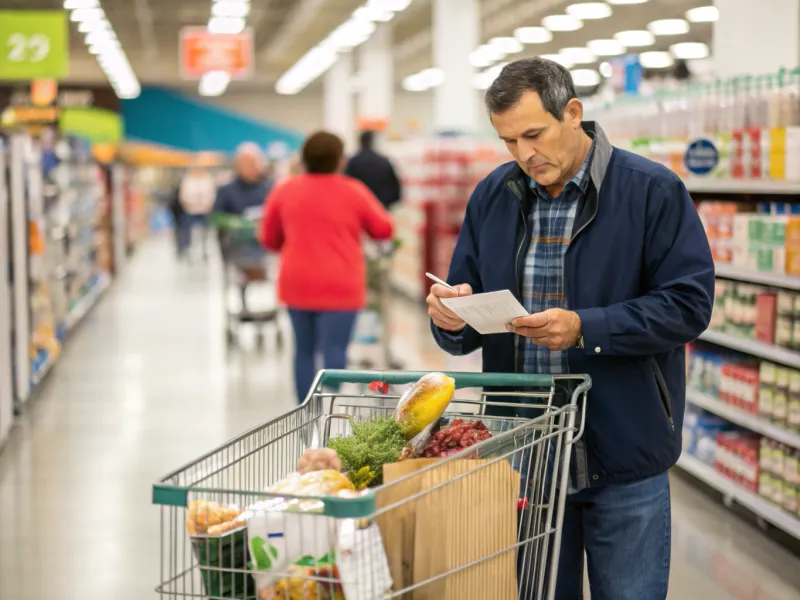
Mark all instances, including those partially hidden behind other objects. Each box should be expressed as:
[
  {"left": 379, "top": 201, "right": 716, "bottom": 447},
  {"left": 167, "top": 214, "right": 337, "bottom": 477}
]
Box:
[{"left": 425, "top": 272, "right": 457, "bottom": 292}]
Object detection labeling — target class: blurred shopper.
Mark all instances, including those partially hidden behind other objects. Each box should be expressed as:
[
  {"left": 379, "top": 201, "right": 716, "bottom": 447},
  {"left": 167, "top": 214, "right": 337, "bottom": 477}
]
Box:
[
  {"left": 214, "top": 142, "right": 272, "bottom": 215},
  {"left": 345, "top": 130, "right": 402, "bottom": 210},
  {"left": 178, "top": 162, "right": 216, "bottom": 259},
  {"left": 427, "top": 58, "right": 714, "bottom": 600},
  {"left": 261, "top": 131, "right": 393, "bottom": 402},
  {"left": 167, "top": 171, "right": 185, "bottom": 257}
]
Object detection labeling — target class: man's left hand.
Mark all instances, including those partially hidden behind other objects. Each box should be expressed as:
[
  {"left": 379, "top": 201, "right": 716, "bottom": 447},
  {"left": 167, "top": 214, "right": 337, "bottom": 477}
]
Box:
[{"left": 506, "top": 309, "right": 582, "bottom": 351}]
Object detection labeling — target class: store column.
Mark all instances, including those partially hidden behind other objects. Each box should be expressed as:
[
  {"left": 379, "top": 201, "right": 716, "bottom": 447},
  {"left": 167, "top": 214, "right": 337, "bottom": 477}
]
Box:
[
  {"left": 356, "top": 24, "right": 393, "bottom": 136},
  {"left": 713, "top": 0, "right": 800, "bottom": 76},
  {"left": 323, "top": 52, "right": 355, "bottom": 152},
  {"left": 432, "top": 0, "right": 480, "bottom": 133}
]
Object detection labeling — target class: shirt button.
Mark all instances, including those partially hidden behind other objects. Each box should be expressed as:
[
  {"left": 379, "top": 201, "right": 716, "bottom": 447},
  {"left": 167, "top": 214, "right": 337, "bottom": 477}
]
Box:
[{"left": 594, "top": 346, "right": 601, "bottom": 354}]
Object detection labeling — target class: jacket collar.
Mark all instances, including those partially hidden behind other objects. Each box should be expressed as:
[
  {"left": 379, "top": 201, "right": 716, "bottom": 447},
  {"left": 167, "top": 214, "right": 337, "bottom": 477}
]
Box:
[{"left": 506, "top": 121, "right": 613, "bottom": 196}]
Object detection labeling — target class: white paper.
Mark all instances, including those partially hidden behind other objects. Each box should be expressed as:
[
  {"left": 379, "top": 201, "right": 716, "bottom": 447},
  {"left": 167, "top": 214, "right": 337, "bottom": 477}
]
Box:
[{"left": 441, "top": 289, "right": 529, "bottom": 335}]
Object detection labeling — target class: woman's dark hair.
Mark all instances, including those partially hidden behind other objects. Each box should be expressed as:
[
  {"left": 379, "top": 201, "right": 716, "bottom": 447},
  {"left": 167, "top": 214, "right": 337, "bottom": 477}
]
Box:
[{"left": 302, "top": 131, "right": 344, "bottom": 174}]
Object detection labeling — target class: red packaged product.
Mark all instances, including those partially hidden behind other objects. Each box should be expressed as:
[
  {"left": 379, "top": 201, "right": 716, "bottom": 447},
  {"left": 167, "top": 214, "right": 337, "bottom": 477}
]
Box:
[{"left": 755, "top": 293, "right": 777, "bottom": 344}]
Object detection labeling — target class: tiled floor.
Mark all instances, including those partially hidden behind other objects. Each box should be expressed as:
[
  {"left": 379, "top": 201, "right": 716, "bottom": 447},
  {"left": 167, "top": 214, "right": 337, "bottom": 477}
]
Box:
[{"left": 0, "top": 235, "right": 799, "bottom": 599}]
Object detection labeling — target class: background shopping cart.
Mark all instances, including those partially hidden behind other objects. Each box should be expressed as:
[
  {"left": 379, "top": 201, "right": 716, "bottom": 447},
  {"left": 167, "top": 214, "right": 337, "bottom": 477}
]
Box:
[{"left": 153, "top": 369, "right": 590, "bottom": 600}]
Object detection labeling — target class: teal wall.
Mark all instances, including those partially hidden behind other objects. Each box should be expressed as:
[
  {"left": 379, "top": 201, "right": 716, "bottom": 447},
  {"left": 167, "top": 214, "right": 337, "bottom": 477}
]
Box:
[{"left": 121, "top": 87, "right": 303, "bottom": 154}]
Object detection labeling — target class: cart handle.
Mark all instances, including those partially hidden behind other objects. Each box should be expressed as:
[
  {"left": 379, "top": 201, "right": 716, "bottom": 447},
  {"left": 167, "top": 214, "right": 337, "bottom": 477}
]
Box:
[{"left": 316, "top": 369, "right": 560, "bottom": 389}]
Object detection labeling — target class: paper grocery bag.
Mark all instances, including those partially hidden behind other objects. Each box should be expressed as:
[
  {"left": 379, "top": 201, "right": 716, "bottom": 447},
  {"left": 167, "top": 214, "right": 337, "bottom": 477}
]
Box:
[{"left": 377, "top": 458, "right": 519, "bottom": 600}]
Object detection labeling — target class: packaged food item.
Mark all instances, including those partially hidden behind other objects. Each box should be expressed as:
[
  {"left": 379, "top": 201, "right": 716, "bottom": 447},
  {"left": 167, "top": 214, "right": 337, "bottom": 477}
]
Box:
[
  {"left": 394, "top": 372, "right": 456, "bottom": 439},
  {"left": 267, "top": 470, "right": 354, "bottom": 497},
  {"left": 756, "top": 293, "right": 777, "bottom": 343},
  {"left": 774, "top": 368, "right": 791, "bottom": 425},
  {"left": 789, "top": 371, "right": 800, "bottom": 432},
  {"left": 422, "top": 419, "right": 492, "bottom": 458},
  {"left": 760, "top": 362, "right": 777, "bottom": 421},
  {"left": 186, "top": 500, "right": 246, "bottom": 536}
]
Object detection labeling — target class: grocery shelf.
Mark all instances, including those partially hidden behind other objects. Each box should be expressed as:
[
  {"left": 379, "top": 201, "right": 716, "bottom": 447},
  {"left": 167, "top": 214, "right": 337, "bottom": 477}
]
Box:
[
  {"left": 64, "top": 274, "right": 110, "bottom": 332},
  {"left": 684, "top": 178, "right": 800, "bottom": 195},
  {"left": 714, "top": 263, "right": 800, "bottom": 290},
  {"left": 686, "top": 388, "right": 800, "bottom": 450},
  {"left": 675, "top": 454, "right": 800, "bottom": 541},
  {"left": 699, "top": 329, "right": 800, "bottom": 369}
]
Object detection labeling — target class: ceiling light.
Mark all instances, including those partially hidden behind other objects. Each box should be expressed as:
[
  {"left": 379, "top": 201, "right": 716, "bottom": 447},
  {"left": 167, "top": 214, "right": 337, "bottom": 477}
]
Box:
[
  {"left": 607, "top": 0, "right": 648, "bottom": 4},
  {"left": 212, "top": 1, "right": 250, "bottom": 19},
  {"left": 639, "top": 51, "right": 674, "bottom": 68},
  {"left": 571, "top": 69, "right": 601, "bottom": 86},
  {"left": 599, "top": 61, "right": 612, "bottom": 77},
  {"left": 647, "top": 19, "right": 690, "bottom": 36},
  {"left": 207, "top": 16, "right": 245, "bottom": 34},
  {"left": 327, "top": 18, "right": 376, "bottom": 50},
  {"left": 70, "top": 7, "right": 104, "bottom": 22},
  {"left": 469, "top": 49, "right": 494, "bottom": 68},
  {"left": 489, "top": 37, "right": 523, "bottom": 54},
  {"left": 402, "top": 68, "right": 444, "bottom": 92},
  {"left": 542, "top": 14, "right": 583, "bottom": 32},
  {"left": 560, "top": 47, "right": 596, "bottom": 64},
  {"left": 474, "top": 63, "right": 507, "bottom": 90},
  {"left": 85, "top": 29, "right": 116, "bottom": 45},
  {"left": 353, "top": 6, "right": 394, "bottom": 22},
  {"left": 566, "top": 3, "right": 612, "bottom": 19},
  {"left": 199, "top": 71, "right": 231, "bottom": 97},
  {"left": 473, "top": 43, "right": 506, "bottom": 63},
  {"left": 613, "top": 30, "right": 655, "bottom": 47},
  {"left": 587, "top": 39, "right": 626, "bottom": 56},
  {"left": 686, "top": 6, "right": 719, "bottom": 23},
  {"left": 78, "top": 17, "right": 109, "bottom": 33},
  {"left": 514, "top": 26, "right": 552, "bottom": 44},
  {"left": 540, "top": 54, "right": 574, "bottom": 68},
  {"left": 64, "top": 0, "right": 99, "bottom": 8},
  {"left": 670, "top": 41, "right": 709, "bottom": 59},
  {"left": 367, "top": 0, "right": 410, "bottom": 10}
]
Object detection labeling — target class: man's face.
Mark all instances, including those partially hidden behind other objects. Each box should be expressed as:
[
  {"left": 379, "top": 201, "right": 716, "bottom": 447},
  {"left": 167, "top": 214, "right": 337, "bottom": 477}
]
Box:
[
  {"left": 491, "top": 91, "right": 583, "bottom": 188},
  {"left": 235, "top": 154, "right": 261, "bottom": 182}
]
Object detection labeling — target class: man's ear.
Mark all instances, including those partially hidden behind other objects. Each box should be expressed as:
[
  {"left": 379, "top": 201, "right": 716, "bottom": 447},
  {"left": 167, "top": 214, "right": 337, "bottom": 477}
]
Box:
[{"left": 564, "top": 98, "right": 584, "bottom": 129}]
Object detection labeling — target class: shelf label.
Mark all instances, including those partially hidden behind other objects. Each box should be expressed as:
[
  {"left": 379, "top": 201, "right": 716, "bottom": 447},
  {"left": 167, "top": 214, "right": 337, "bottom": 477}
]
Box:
[
  {"left": 685, "top": 138, "right": 720, "bottom": 177},
  {"left": 0, "top": 11, "right": 68, "bottom": 80}
]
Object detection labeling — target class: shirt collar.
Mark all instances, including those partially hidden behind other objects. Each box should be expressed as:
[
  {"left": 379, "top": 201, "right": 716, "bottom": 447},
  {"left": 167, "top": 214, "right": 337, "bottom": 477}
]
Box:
[{"left": 528, "top": 137, "right": 596, "bottom": 199}]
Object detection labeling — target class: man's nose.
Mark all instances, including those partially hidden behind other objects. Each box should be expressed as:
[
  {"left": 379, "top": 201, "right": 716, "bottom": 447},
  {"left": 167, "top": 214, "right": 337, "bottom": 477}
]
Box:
[{"left": 518, "top": 139, "right": 538, "bottom": 162}]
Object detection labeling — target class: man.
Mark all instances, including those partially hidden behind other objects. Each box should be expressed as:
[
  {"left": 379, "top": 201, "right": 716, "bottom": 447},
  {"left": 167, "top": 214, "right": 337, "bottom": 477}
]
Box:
[
  {"left": 345, "top": 130, "right": 402, "bottom": 210},
  {"left": 427, "top": 58, "right": 714, "bottom": 599},
  {"left": 214, "top": 142, "right": 273, "bottom": 216}
]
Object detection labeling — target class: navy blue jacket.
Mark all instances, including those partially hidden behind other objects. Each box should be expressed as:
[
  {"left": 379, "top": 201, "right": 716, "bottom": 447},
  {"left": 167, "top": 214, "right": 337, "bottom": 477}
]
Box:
[
  {"left": 214, "top": 177, "right": 273, "bottom": 215},
  {"left": 432, "top": 122, "right": 714, "bottom": 486}
]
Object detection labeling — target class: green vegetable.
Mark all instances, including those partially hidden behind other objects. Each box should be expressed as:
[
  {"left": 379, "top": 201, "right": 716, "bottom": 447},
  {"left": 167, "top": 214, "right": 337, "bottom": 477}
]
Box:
[{"left": 327, "top": 416, "right": 407, "bottom": 486}]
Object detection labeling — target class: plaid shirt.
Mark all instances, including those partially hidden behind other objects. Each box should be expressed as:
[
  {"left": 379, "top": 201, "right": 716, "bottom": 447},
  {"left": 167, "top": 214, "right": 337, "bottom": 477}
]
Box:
[{"left": 519, "top": 142, "right": 595, "bottom": 375}]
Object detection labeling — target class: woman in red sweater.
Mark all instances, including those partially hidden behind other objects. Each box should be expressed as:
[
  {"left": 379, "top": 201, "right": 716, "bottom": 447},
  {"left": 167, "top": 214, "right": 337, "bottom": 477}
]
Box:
[{"left": 261, "top": 131, "right": 394, "bottom": 402}]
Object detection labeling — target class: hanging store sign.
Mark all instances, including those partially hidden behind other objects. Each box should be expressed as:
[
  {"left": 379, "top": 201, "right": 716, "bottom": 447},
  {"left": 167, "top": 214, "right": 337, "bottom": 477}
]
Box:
[
  {"left": 180, "top": 27, "right": 253, "bottom": 80},
  {"left": 685, "top": 138, "right": 719, "bottom": 177},
  {"left": 0, "top": 11, "right": 69, "bottom": 80}
]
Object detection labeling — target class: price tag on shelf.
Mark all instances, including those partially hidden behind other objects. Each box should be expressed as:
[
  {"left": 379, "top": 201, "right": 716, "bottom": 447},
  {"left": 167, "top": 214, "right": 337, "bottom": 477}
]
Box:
[{"left": 0, "top": 11, "right": 68, "bottom": 80}]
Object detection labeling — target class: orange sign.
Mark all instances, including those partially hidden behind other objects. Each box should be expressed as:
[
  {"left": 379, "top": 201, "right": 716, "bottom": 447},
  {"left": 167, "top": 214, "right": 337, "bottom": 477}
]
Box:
[
  {"left": 31, "top": 79, "right": 57, "bottom": 106},
  {"left": 180, "top": 27, "right": 253, "bottom": 80}
]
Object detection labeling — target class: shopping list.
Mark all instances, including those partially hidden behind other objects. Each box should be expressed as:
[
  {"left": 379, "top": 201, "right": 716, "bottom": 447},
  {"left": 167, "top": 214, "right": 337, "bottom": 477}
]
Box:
[{"left": 441, "top": 290, "right": 529, "bottom": 335}]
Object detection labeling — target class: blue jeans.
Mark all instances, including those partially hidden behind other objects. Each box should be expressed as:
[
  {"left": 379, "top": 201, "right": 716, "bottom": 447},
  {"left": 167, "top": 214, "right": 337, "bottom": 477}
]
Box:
[
  {"left": 554, "top": 472, "right": 671, "bottom": 600},
  {"left": 177, "top": 213, "right": 208, "bottom": 256},
  {"left": 288, "top": 309, "right": 358, "bottom": 403}
]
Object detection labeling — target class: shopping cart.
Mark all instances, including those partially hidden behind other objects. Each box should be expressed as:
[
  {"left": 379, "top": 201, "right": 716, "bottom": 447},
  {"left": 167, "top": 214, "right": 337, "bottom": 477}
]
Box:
[
  {"left": 152, "top": 369, "right": 590, "bottom": 600},
  {"left": 211, "top": 211, "right": 282, "bottom": 349}
]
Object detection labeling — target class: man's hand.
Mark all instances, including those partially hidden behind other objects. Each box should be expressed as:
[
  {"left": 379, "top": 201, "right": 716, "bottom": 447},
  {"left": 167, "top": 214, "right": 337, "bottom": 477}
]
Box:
[
  {"left": 427, "top": 283, "right": 472, "bottom": 333},
  {"left": 506, "top": 309, "right": 582, "bottom": 351},
  {"left": 297, "top": 448, "right": 341, "bottom": 474}
]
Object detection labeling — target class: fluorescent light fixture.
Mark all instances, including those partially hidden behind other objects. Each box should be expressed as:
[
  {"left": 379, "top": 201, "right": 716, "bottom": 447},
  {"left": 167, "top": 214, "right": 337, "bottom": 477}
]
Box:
[
  {"left": 402, "top": 67, "right": 444, "bottom": 92},
  {"left": 686, "top": 6, "right": 719, "bottom": 22},
  {"left": 639, "top": 51, "right": 674, "bottom": 68},
  {"left": 540, "top": 53, "right": 574, "bottom": 68},
  {"left": 474, "top": 63, "right": 508, "bottom": 90},
  {"left": 85, "top": 29, "right": 116, "bottom": 45},
  {"left": 469, "top": 49, "right": 494, "bottom": 68},
  {"left": 566, "top": 3, "right": 612, "bottom": 19},
  {"left": 607, "top": 0, "right": 648, "bottom": 4},
  {"left": 64, "top": 0, "right": 99, "bottom": 8},
  {"left": 489, "top": 37, "right": 523, "bottom": 54},
  {"left": 599, "top": 61, "right": 612, "bottom": 77},
  {"left": 472, "top": 43, "right": 506, "bottom": 64},
  {"left": 353, "top": 6, "right": 394, "bottom": 22},
  {"left": 514, "top": 26, "right": 552, "bottom": 44},
  {"left": 78, "top": 17, "right": 110, "bottom": 33},
  {"left": 670, "top": 41, "right": 709, "bottom": 59},
  {"left": 208, "top": 16, "right": 245, "bottom": 34},
  {"left": 542, "top": 14, "right": 583, "bottom": 31},
  {"left": 70, "top": 7, "right": 104, "bottom": 22},
  {"left": 613, "top": 30, "right": 654, "bottom": 47},
  {"left": 571, "top": 69, "right": 601, "bottom": 86},
  {"left": 328, "top": 18, "right": 376, "bottom": 50},
  {"left": 587, "top": 39, "right": 626, "bottom": 56},
  {"left": 212, "top": 1, "right": 250, "bottom": 19},
  {"left": 199, "top": 71, "right": 232, "bottom": 96},
  {"left": 560, "top": 47, "right": 596, "bottom": 64},
  {"left": 647, "top": 18, "right": 690, "bottom": 36},
  {"left": 367, "top": 0, "right": 410, "bottom": 9}
]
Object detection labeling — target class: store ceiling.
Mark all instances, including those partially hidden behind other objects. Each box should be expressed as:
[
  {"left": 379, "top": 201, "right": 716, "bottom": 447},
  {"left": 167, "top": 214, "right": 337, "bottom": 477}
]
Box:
[{"left": 0, "top": 0, "right": 714, "bottom": 94}]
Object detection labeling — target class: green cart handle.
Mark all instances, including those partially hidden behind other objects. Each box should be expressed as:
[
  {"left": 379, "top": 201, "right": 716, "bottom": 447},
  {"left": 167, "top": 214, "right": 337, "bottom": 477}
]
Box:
[
  {"left": 316, "top": 369, "right": 557, "bottom": 389},
  {"left": 209, "top": 212, "right": 257, "bottom": 230}
]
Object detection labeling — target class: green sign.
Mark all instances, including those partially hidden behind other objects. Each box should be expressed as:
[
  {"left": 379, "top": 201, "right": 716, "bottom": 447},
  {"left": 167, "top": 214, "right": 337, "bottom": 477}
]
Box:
[
  {"left": 60, "top": 107, "right": 123, "bottom": 144},
  {"left": 0, "top": 11, "right": 68, "bottom": 80}
]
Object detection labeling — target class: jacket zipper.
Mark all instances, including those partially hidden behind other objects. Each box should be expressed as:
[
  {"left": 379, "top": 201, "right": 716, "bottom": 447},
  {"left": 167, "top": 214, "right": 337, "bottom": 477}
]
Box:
[{"left": 650, "top": 357, "right": 675, "bottom": 431}]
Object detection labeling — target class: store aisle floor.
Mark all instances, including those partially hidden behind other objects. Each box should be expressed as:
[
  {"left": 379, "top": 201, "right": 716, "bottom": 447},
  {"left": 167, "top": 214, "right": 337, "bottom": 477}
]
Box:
[{"left": 1, "top": 235, "right": 799, "bottom": 599}]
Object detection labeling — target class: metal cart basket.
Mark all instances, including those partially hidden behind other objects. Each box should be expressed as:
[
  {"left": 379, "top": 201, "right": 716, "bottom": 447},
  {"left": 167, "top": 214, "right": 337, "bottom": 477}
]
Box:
[{"left": 153, "top": 369, "right": 590, "bottom": 600}]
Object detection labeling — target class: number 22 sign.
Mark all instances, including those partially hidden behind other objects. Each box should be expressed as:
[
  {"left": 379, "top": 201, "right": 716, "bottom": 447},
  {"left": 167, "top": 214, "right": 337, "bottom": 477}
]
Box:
[{"left": 0, "top": 11, "right": 68, "bottom": 80}]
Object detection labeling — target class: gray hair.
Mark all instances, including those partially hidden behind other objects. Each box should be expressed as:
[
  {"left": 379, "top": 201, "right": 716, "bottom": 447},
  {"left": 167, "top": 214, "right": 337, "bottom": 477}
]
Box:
[
  {"left": 235, "top": 142, "right": 266, "bottom": 165},
  {"left": 484, "top": 58, "right": 577, "bottom": 121}
]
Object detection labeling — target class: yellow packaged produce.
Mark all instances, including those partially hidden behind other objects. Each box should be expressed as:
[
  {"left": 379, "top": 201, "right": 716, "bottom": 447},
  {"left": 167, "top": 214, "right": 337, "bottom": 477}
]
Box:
[
  {"left": 394, "top": 372, "right": 456, "bottom": 439},
  {"left": 267, "top": 469, "right": 354, "bottom": 497}
]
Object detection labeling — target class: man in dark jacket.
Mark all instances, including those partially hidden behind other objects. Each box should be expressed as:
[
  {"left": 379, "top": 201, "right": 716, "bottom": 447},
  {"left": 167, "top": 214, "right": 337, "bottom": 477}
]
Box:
[
  {"left": 427, "top": 58, "right": 714, "bottom": 599},
  {"left": 345, "top": 130, "right": 401, "bottom": 210}
]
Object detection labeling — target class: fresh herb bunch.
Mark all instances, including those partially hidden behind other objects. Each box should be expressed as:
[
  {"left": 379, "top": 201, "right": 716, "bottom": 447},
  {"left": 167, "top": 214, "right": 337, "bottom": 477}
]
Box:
[{"left": 326, "top": 416, "right": 407, "bottom": 487}]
